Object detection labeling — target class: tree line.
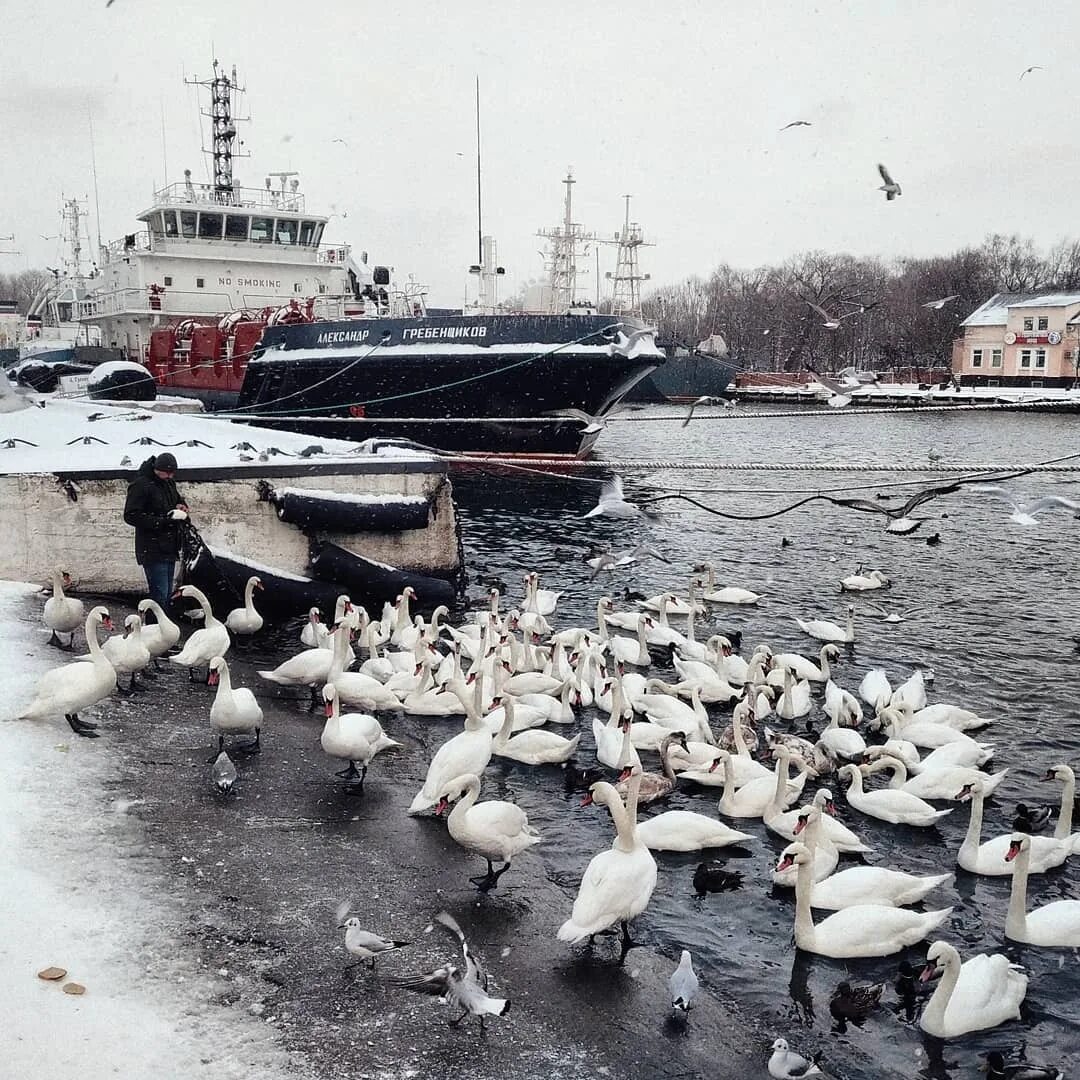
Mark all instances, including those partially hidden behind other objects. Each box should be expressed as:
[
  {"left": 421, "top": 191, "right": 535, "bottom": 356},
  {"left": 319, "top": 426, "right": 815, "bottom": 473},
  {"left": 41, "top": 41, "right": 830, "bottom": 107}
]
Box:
[
  {"left": 0, "top": 269, "right": 55, "bottom": 314},
  {"left": 640, "top": 233, "right": 1080, "bottom": 376}
]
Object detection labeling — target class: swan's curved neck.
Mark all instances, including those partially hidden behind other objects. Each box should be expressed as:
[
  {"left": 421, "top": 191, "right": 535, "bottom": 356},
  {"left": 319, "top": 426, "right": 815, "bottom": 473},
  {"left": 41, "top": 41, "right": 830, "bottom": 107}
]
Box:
[
  {"left": 86, "top": 615, "right": 105, "bottom": 659},
  {"left": 396, "top": 593, "right": 411, "bottom": 629},
  {"left": 1056, "top": 771, "right": 1076, "bottom": 839},
  {"left": 596, "top": 600, "right": 609, "bottom": 640},
  {"left": 244, "top": 579, "right": 257, "bottom": 607},
  {"left": 190, "top": 588, "right": 213, "bottom": 621},
  {"left": 960, "top": 788, "right": 985, "bottom": 854},
  {"left": 793, "top": 851, "right": 816, "bottom": 945},
  {"left": 845, "top": 768, "right": 864, "bottom": 795},
  {"left": 921, "top": 952, "right": 961, "bottom": 1033},
  {"left": 868, "top": 756, "right": 906, "bottom": 789},
  {"left": 215, "top": 661, "right": 233, "bottom": 694},
  {"left": 448, "top": 778, "right": 481, "bottom": 827},
  {"left": 818, "top": 646, "right": 832, "bottom": 681},
  {"left": 766, "top": 754, "right": 790, "bottom": 817},
  {"left": 51, "top": 571, "right": 67, "bottom": 599},
  {"left": 329, "top": 626, "right": 349, "bottom": 680},
  {"left": 659, "top": 739, "right": 680, "bottom": 781},
  {"left": 1005, "top": 842, "right": 1031, "bottom": 937},
  {"left": 497, "top": 698, "right": 515, "bottom": 743},
  {"left": 611, "top": 775, "right": 641, "bottom": 852}
]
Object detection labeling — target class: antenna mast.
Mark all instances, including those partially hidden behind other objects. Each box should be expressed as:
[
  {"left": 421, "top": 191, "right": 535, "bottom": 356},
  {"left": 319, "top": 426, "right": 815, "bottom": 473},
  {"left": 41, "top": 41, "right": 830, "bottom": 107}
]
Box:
[
  {"left": 186, "top": 59, "right": 248, "bottom": 204},
  {"left": 536, "top": 169, "right": 597, "bottom": 313},
  {"left": 602, "top": 194, "right": 653, "bottom": 317},
  {"left": 475, "top": 76, "right": 483, "bottom": 267}
]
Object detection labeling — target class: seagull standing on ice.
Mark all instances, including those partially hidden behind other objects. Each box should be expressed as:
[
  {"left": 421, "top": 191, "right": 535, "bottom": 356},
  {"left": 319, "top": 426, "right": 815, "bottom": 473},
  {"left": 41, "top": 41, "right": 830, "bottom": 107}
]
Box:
[
  {"left": 669, "top": 950, "right": 699, "bottom": 1018},
  {"left": 877, "top": 163, "right": 902, "bottom": 200},
  {"left": 584, "top": 476, "right": 641, "bottom": 519},
  {"left": 971, "top": 486, "right": 1080, "bottom": 526},
  {"left": 340, "top": 916, "right": 410, "bottom": 970}
]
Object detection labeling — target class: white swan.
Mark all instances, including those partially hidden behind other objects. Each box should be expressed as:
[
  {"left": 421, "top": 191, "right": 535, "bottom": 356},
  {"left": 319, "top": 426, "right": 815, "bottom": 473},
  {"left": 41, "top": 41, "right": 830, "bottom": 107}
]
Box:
[
  {"left": 871, "top": 737, "right": 994, "bottom": 773},
  {"left": 97, "top": 613, "right": 152, "bottom": 691},
  {"left": 169, "top": 585, "right": 231, "bottom": 678},
  {"left": 224, "top": 575, "right": 265, "bottom": 635},
  {"left": 818, "top": 712, "right": 866, "bottom": 762},
  {"left": 695, "top": 562, "right": 761, "bottom": 604},
  {"left": 823, "top": 679, "right": 862, "bottom": 727},
  {"left": 557, "top": 773, "right": 657, "bottom": 953},
  {"left": 594, "top": 682, "right": 638, "bottom": 770},
  {"left": 840, "top": 569, "right": 889, "bottom": 591},
  {"left": 326, "top": 618, "right": 403, "bottom": 711},
  {"left": 859, "top": 668, "right": 892, "bottom": 711},
  {"left": 516, "top": 679, "right": 577, "bottom": 725},
  {"left": 1003, "top": 834, "right": 1080, "bottom": 946},
  {"left": 776, "top": 668, "right": 812, "bottom": 720},
  {"left": 320, "top": 684, "right": 400, "bottom": 788},
  {"left": 492, "top": 696, "right": 581, "bottom": 765},
  {"left": 715, "top": 750, "right": 806, "bottom": 819},
  {"left": 300, "top": 606, "right": 328, "bottom": 649},
  {"left": 876, "top": 703, "right": 989, "bottom": 751},
  {"left": 19, "top": 606, "right": 117, "bottom": 737},
  {"left": 839, "top": 764, "right": 951, "bottom": 826},
  {"left": 523, "top": 571, "right": 561, "bottom": 616},
  {"left": 771, "top": 644, "right": 839, "bottom": 683},
  {"left": 908, "top": 701, "right": 991, "bottom": 732},
  {"left": 1043, "top": 764, "right": 1079, "bottom": 844},
  {"left": 772, "top": 800, "right": 839, "bottom": 886},
  {"left": 777, "top": 842, "right": 952, "bottom": 958},
  {"left": 956, "top": 779, "right": 1072, "bottom": 875},
  {"left": 890, "top": 670, "right": 927, "bottom": 711},
  {"left": 607, "top": 614, "right": 653, "bottom": 667},
  {"left": 919, "top": 940, "right": 1027, "bottom": 1039},
  {"left": 862, "top": 753, "right": 1007, "bottom": 801},
  {"left": 137, "top": 598, "right": 181, "bottom": 662},
  {"left": 437, "top": 772, "right": 543, "bottom": 891},
  {"left": 635, "top": 810, "right": 755, "bottom": 852},
  {"left": 258, "top": 635, "right": 337, "bottom": 700},
  {"left": 407, "top": 681, "right": 494, "bottom": 815},
  {"left": 43, "top": 569, "right": 84, "bottom": 648},
  {"left": 208, "top": 655, "right": 263, "bottom": 753},
  {"left": 794, "top": 605, "right": 854, "bottom": 644}
]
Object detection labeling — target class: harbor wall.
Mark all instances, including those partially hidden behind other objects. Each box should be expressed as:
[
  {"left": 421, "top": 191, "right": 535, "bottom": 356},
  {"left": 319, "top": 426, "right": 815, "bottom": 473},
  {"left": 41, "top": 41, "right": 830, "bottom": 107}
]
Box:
[{"left": 0, "top": 469, "right": 459, "bottom": 594}]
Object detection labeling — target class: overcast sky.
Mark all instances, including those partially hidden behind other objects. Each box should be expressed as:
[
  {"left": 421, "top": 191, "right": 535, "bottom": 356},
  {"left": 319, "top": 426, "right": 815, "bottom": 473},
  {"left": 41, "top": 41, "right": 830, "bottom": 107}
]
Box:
[{"left": 3, "top": 1, "right": 1079, "bottom": 306}]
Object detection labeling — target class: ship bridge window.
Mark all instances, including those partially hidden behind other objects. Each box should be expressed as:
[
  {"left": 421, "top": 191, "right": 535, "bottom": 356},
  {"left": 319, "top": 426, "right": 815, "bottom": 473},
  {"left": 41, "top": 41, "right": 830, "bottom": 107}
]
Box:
[
  {"left": 225, "top": 215, "right": 249, "bottom": 241},
  {"left": 163, "top": 211, "right": 179, "bottom": 237},
  {"left": 313, "top": 222, "right": 325, "bottom": 246},
  {"left": 251, "top": 216, "right": 273, "bottom": 243},
  {"left": 180, "top": 211, "right": 197, "bottom": 238},
  {"left": 275, "top": 218, "right": 298, "bottom": 244},
  {"left": 198, "top": 212, "right": 223, "bottom": 239},
  {"left": 148, "top": 213, "right": 165, "bottom": 240},
  {"left": 299, "top": 220, "right": 317, "bottom": 246}
]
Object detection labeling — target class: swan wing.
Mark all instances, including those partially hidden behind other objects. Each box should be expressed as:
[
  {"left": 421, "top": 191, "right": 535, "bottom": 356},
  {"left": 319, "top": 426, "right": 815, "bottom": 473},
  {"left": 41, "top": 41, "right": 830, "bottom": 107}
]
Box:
[{"left": 946, "top": 954, "right": 1027, "bottom": 1024}]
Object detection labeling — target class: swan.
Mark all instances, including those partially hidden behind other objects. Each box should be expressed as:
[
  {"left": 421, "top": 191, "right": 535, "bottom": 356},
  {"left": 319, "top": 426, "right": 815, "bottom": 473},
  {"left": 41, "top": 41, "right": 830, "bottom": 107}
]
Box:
[
  {"left": 694, "top": 562, "right": 761, "bottom": 604},
  {"left": 875, "top": 703, "right": 989, "bottom": 751},
  {"left": 401, "top": 666, "right": 465, "bottom": 717},
  {"left": 1003, "top": 834, "right": 1080, "bottom": 945},
  {"left": 870, "top": 736, "right": 994, "bottom": 773},
  {"left": 502, "top": 669, "right": 563, "bottom": 697},
  {"left": 523, "top": 571, "right": 561, "bottom": 616},
  {"left": 388, "top": 586, "right": 417, "bottom": 647},
  {"left": 859, "top": 669, "right": 892, "bottom": 711},
  {"left": 771, "top": 644, "right": 839, "bottom": 684},
  {"left": 715, "top": 750, "right": 806, "bottom": 819},
  {"left": 320, "top": 684, "right": 400, "bottom": 789},
  {"left": 606, "top": 614, "right": 653, "bottom": 667},
  {"left": 208, "top": 656, "right": 263, "bottom": 754},
  {"left": 516, "top": 679, "right": 577, "bottom": 725},
  {"left": 137, "top": 598, "right": 181, "bottom": 664},
  {"left": 96, "top": 613, "right": 152, "bottom": 692},
  {"left": 43, "top": 569, "right": 84, "bottom": 648},
  {"left": 1042, "top": 764, "right": 1079, "bottom": 844},
  {"left": 795, "top": 809, "right": 951, "bottom": 909},
  {"left": 840, "top": 569, "right": 889, "bottom": 591},
  {"left": 558, "top": 772, "right": 657, "bottom": 957},
  {"left": 407, "top": 681, "right": 494, "bottom": 814},
  {"left": 776, "top": 668, "right": 812, "bottom": 720},
  {"left": 955, "top": 779, "right": 1072, "bottom": 875},
  {"left": 823, "top": 679, "right": 862, "bottom": 728},
  {"left": 300, "top": 606, "right": 328, "bottom": 649},
  {"left": 794, "top": 605, "right": 854, "bottom": 644},
  {"left": 839, "top": 764, "right": 952, "bottom": 826},
  {"left": 639, "top": 580, "right": 703, "bottom": 617},
  {"left": 492, "top": 696, "right": 581, "bottom": 765},
  {"left": 764, "top": 725, "right": 836, "bottom": 779},
  {"left": 919, "top": 940, "right": 1027, "bottom": 1039},
  {"left": 777, "top": 842, "right": 952, "bottom": 958},
  {"left": 862, "top": 753, "right": 1007, "bottom": 801},
  {"left": 909, "top": 702, "right": 990, "bottom": 731},
  {"left": 594, "top": 684, "right": 639, "bottom": 770},
  {"left": 326, "top": 618, "right": 404, "bottom": 711},
  {"left": 817, "top": 712, "right": 866, "bottom": 762},
  {"left": 436, "top": 772, "right": 543, "bottom": 891},
  {"left": 890, "top": 670, "right": 927, "bottom": 711},
  {"left": 19, "top": 606, "right": 117, "bottom": 737},
  {"left": 258, "top": 634, "right": 338, "bottom": 702},
  {"left": 772, "top": 798, "right": 839, "bottom": 886},
  {"left": 169, "top": 585, "right": 231, "bottom": 679},
  {"left": 634, "top": 810, "right": 755, "bottom": 852},
  {"left": 224, "top": 576, "right": 265, "bottom": 635},
  {"left": 615, "top": 731, "right": 686, "bottom": 803}
]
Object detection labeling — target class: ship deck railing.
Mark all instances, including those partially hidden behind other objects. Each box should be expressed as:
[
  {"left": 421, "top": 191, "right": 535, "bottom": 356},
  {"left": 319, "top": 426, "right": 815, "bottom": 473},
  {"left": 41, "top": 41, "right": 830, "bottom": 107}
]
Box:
[
  {"left": 77, "top": 289, "right": 352, "bottom": 322},
  {"left": 149, "top": 182, "right": 307, "bottom": 214}
]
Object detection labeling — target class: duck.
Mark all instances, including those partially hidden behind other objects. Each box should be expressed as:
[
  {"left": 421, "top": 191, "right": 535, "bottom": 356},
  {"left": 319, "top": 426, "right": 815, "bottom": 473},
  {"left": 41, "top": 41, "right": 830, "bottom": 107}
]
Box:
[
  {"left": 983, "top": 1050, "right": 1063, "bottom": 1080},
  {"left": 794, "top": 605, "right": 854, "bottom": 644},
  {"left": 794, "top": 808, "right": 951, "bottom": 909},
  {"left": 956, "top": 779, "right": 1073, "bottom": 875},
  {"left": 768, "top": 1037, "right": 823, "bottom": 1079},
  {"left": 839, "top": 764, "right": 952, "bottom": 826},
  {"left": 558, "top": 771, "right": 657, "bottom": 958},
  {"left": 1013, "top": 803, "right": 1053, "bottom": 833},
  {"left": 840, "top": 568, "right": 889, "bottom": 592},
  {"left": 636, "top": 810, "right": 754, "bottom": 853},
  {"left": 96, "top": 613, "right": 152, "bottom": 692},
  {"left": 861, "top": 753, "right": 1007, "bottom": 801},
  {"left": 614, "top": 731, "right": 686, "bottom": 804},
  {"left": 407, "top": 681, "right": 494, "bottom": 815},
  {"left": 491, "top": 695, "right": 581, "bottom": 765},
  {"left": 1003, "top": 833, "right": 1080, "bottom": 945},
  {"left": 42, "top": 569, "right": 84, "bottom": 649},
  {"left": 224, "top": 575, "right": 264, "bottom": 635},
  {"left": 208, "top": 656, "right": 263, "bottom": 755},
  {"left": 918, "top": 940, "right": 1027, "bottom": 1039},
  {"left": 436, "top": 772, "right": 543, "bottom": 891},
  {"left": 320, "top": 684, "right": 400, "bottom": 790},
  {"left": 828, "top": 980, "right": 883, "bottom": 1027},
  {"left": 136, "top": 598, "right": 181, "bottom": 666},
  {"left": 169, "top": 585, "right": 231, "bottom": 680},
  {"left": 777, "top": 842, "right": 952, "bottom": 958},
  {"left": 692, "top": 862, "right": 746, "bottom": 895},
  {"left": 771, "top": 644, "right": 839, "bottom": 684},
  {"left": 19, "top": 606, "right": 117, "bottom": 737}
]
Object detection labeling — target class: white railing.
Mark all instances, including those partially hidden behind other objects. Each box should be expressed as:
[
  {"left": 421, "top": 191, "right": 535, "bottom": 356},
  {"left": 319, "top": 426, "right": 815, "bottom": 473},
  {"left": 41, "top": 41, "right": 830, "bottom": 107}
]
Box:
[
  {"left": 150, "top": 182, "right": 307, "bottom": 213},
  {"left": 78, "top": 289, "right": 352, "bottom": 322}
]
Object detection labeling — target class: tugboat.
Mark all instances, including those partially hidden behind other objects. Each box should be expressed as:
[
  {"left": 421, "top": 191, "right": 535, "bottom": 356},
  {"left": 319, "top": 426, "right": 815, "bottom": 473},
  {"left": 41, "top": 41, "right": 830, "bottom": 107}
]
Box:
[{"left": 76, "top": 62, "right": 663, "bottom": 457}]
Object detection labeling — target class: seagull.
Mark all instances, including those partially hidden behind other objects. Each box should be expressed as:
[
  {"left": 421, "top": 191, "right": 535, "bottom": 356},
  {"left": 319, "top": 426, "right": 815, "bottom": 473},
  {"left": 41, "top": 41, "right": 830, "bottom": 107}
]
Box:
[
  {"left": 971, "top": 486, "right": 1080, "bottom": 526},
  {"left": 584, "top": 476, "right": 641, "bottom": 519},
  {"left": 340, "top": 916, "right": 410, "bottom": 970},
  {"left": 821, "top": 477, "right": 980, "bottom": 534},
  {"left": 1019, "top": 65, "right": 1044, "bottom": 80},
  {"left": 682, "top": 395, "right": 735, "bottom": 427},
  {"left": 552, "top": 407, "right": 606, "bottom": 435},
  {"left": 927, "top": 448, "right": 943, "bottom": 463},
  {"left": 669, "top": 950, "right": 699, "bottom": 1018},
  {"left": 780, "top": 120, "right": 812, "bottom": 132},
  {"left": 211, "top": 751, "right": 237, "bottom": 795},
  {"left": 922, "top": 295, "right": 960, "bottom": 310},
  {"left": 877, "top": 163, "right": 902, "bottom": 201},
  {"left": 332, "top": 138, "right": 348, "bottom": 145},
  {"left": 862, "top": 601, "right": 938, "bottom": 623},
  {"left": 587, "top": 542, "right": 671, "bottom": 579},
  {"left": 607, "top": 327, "right": 654, "bottom": 357},
  {"left": 804, "top": 299, "right": 860, "bottom": 332},
  {"left": 768, "top": 1037, "right": 823, "bottom": 1079},
  {"left": 395, "top": 912, "right": 509, "bottom": 1029},
  {"left": 802, "top": 362, "right": 859, "bottom": 408}
]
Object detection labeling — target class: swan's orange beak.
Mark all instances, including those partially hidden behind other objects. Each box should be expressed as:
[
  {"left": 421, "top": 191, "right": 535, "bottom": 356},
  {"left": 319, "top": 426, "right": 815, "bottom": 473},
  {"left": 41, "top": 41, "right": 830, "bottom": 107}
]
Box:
[
  {"left": 208, "top": 671, "right": 220, "bottom": 687},
  {"left": 775, "top": 854, "right": 795, "bottom": 873},
  {"left": 435, "top": 797, "right": 449, "bottom": 815},
  {"left": 101, "top": 615, "right": 114, "bottom": 631},
  {"left": 919, "top": 963, "right": 939, "bottom": 984},
  {"left": 324, "top": 701, "right": 334, "bottom": 718},
  {"left": 616, "top": 768, "right": 632, "bottom": 783},
  {"left": 580, "top": 792, "right": 594, "bottom": 808},
  {"left": 1005, "top": 839, "right": 1023, "bottom": 862},
  {"left": 793, "top": 815, "right": 809, "bottom": 836}
]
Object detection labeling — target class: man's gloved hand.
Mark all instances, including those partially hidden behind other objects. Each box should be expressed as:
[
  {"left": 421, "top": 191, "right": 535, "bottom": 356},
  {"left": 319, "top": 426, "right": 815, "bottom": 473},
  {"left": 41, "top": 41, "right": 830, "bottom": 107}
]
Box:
[{"left": 169, "top": 509, "right": 189, "bottom": 522}]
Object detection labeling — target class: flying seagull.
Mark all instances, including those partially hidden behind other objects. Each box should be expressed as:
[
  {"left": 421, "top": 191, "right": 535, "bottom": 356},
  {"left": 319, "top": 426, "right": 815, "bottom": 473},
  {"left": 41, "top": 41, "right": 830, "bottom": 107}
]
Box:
[
  {"left": 922, "top": 294, "right": 960, "bottom": 310},
  {"left": 1019, "top": 65, "right": 1044, "bottom": 80},
  {"left": 332, "top": 138, "right": 348, "bottom": 145},
  {"left": 823, "top": 476, "right": 994, "bottom": 534},
  {"left": 588, "top": 543, "right": 671, "bottom": 579},
  {"left": 877, "top": 163, "right": 902, "bottom": 201},
  {"left": 780, "top": 120, "right": 812, "bottom": 132},
  {"left": 669, "top": 950, "right": 699, "bottom": 1019},
  {"left": 971, "top": 486, "right": 1080, "bottom": 526},
  {"left": 682, "top": 394, "right": 735, "bottom": 427},
  {"left": 584, "top": 476, "right": 642, "bottom": 519},
  {"left": 805, "top": 299, "right": 860, "bottom": 331}
]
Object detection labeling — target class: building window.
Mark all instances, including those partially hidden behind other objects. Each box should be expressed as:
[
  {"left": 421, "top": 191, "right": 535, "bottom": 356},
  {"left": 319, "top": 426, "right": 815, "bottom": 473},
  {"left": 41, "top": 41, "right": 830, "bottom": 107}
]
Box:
[
  {"left": 294, "top": 283, "right": 304, "bottom": 294},
  {"left": 196, "top": 277, "right": 205, "bottom": 289},
  {"left": 1023, "top": 317, "right": 1034, "bottom": 331},
  {"left": 991, "top": 348, "right": 1002, "bottom": 367},
  {"left": 1031, "top": 378, "right": 1044, "bottom": 388},
  {"left": 971, "top": 349, "right": 983, "bottom": 368},
  {"left": 1035, "top": 348, "right": 1047, "bottom": 368},
  {"left": 163, "top": 276, "right": 173, "bottom": 287},
  {"left": 1020, "top": 349, "right": 1032, "bottom": 368},
  {"left": 987, "top": 378, "right": 1000, "bottom": 387},
  {"left": 1037, "top": 316, "right": 1049, "bottom": 331}
]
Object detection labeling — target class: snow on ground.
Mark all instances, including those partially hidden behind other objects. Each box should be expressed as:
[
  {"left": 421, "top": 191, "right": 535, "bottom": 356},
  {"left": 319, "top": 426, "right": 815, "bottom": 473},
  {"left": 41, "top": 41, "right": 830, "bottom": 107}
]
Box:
[{"left": 0, "top": 582, "right": 306, "bottom": 1080}]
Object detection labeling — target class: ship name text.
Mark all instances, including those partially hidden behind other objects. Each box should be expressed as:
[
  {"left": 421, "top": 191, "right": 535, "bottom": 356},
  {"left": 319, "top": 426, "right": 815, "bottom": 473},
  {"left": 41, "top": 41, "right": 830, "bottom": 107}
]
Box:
[
  {"left": 316, "top": 329, "right": 371, "bottom": 345},
  {"left": 402, "top": 325, "right": 489, "bottom": 340}
]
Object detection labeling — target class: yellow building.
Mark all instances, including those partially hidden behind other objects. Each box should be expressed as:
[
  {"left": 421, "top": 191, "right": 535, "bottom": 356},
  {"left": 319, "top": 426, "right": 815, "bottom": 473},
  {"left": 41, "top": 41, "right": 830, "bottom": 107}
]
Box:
[{"left": 952, "top": 292, "right": 1080, "bottom": 387}]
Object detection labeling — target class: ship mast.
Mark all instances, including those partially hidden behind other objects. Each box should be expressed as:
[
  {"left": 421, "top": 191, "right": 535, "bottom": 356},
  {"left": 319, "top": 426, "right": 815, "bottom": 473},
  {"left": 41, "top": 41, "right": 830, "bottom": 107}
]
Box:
[
  {"left": 537, "top": 169, "right": 597, "bottom": 313},
  {"left": 186, "top": 60, "right": 248, "bottom": 204},
  {"left": 604, "top": 194, "right": 652, "bottom": 317}
]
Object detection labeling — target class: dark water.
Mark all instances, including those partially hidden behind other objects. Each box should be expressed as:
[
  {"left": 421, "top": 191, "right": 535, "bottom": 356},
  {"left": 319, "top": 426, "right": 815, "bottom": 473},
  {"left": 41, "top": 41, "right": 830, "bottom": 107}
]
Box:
[{"left": 450, "top": 405, "right": 1080, "bottom": 1080}]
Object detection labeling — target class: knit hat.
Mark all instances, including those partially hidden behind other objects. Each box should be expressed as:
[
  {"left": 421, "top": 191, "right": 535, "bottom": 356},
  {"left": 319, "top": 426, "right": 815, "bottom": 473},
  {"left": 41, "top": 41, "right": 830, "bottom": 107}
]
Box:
[{"left": 154, "top": 452, "right": 178, "bottom": 473}]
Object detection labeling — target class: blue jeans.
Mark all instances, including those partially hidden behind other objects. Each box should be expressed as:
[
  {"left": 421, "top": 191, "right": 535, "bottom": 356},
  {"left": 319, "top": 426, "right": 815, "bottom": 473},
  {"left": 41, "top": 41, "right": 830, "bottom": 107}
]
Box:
[{"left": 143, "top": 561, "right": 176, "bottom": 610}]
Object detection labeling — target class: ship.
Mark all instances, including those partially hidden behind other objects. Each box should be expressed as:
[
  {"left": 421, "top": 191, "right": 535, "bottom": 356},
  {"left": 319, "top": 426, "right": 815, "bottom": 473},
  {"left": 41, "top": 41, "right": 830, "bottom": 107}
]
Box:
[{"left": 70, "top": 62, "right": 663, "bottom": 457}]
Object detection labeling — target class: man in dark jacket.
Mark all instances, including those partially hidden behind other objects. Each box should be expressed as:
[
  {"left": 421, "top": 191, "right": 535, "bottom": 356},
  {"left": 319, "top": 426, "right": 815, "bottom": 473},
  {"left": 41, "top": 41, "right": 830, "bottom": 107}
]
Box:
[{"left": 123, "top": 452, "right": 189, "bottom": 608}]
